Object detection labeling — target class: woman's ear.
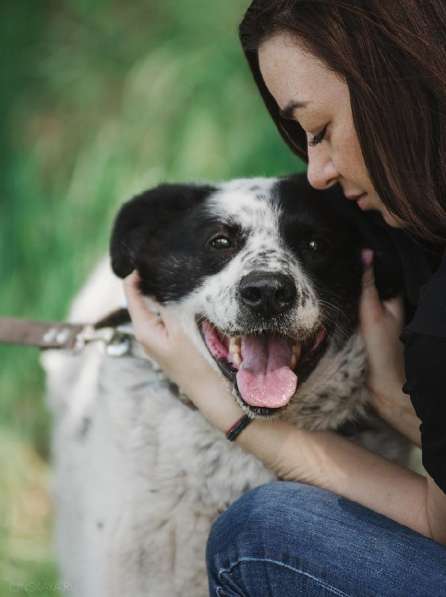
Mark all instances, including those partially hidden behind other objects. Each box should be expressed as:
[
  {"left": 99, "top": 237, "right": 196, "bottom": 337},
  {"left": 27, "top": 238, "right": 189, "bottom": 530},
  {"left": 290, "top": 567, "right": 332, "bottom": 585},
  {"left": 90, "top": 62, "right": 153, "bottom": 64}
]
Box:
[{"left": 110, "top": 183, "right": 215, "bottom": 278}]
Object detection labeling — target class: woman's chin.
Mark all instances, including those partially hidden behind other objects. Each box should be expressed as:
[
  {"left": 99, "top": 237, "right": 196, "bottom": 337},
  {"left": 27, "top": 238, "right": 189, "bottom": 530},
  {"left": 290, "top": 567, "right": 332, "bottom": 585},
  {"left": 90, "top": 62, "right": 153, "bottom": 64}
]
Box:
[{"left": 358, "top": 194, "right": 404, "bottom": 228}]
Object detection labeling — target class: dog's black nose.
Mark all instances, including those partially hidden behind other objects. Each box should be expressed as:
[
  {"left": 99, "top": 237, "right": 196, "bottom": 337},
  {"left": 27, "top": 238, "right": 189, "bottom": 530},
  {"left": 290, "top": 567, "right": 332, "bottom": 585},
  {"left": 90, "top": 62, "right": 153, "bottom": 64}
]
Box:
[{"left": 239, "top": 272, "right": 297, "bottom": 317}]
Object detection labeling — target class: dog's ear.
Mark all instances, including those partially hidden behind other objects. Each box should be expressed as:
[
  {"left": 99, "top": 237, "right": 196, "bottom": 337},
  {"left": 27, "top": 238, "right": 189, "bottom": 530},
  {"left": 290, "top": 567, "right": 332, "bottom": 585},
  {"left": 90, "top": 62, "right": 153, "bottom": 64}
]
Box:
[{"left": 110, "top": 183, "right": 215, "bottom": 278}]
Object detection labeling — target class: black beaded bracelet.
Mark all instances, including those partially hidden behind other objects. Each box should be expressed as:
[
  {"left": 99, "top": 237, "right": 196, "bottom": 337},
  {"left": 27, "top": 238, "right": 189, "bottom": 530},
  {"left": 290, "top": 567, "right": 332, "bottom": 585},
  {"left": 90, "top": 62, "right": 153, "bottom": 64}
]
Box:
[{"left": 225, "top": 414, "right": 253, "bottom": 441}]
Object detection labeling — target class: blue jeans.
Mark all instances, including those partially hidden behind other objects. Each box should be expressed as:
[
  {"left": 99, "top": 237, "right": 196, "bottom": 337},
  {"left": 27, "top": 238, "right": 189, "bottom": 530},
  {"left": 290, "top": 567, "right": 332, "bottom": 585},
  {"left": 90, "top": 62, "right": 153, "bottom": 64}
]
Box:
[{"left": 206, "top": 481, "right": 446, "bottom": 596}]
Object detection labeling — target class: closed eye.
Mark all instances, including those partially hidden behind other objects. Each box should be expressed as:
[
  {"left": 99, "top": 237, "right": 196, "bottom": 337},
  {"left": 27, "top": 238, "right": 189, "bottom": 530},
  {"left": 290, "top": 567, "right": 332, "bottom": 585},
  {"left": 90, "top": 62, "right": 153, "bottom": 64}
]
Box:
[{"left": 308, "top": 125, "right": 328, "bottom": 147}]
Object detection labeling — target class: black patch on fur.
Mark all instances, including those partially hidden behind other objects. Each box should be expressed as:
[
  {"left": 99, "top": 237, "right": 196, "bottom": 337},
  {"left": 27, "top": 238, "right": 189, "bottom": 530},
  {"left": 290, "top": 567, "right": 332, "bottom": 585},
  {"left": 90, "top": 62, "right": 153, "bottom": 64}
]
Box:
[
  {"left": 94, "top": 308, "right": 131, "bottom": 329},
  {"left": 275, "top": 175, "right": 404, "bottom": 341},
  {"left": 110, "top": 184, "right": 214, "bottom": 278},
  {"left": 276, "top": 175, "right": 403, "bottom": 298},
  {"left": 110, "top": 183, "right": 248, "bottom": 302}
]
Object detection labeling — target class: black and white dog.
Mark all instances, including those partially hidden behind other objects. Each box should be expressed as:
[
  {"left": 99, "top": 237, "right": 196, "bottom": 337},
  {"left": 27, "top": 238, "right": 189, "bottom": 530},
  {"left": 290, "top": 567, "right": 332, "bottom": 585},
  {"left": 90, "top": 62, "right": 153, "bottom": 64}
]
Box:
[{"left": 43, "top": 174, "right": 409, "bottom": 597}]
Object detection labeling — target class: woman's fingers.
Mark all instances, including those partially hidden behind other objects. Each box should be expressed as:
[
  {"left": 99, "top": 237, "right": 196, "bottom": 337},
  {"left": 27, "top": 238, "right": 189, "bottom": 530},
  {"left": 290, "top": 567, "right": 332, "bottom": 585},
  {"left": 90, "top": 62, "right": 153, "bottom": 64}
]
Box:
[
  {"left": 359, "top": 249, "right": 404, "bottom": 331},
  {"left": 358, "top": 248, "right": 406, "bottom": 398},
  {"left": 123, "top": 270, "right": 167, "bottom": 354},
  {"left": 383, "top": 295, "right": 404, "bottom": 325},
  {"left": 122, "top": 271, "right": 217, "bottom": 397},
  {"left": 359, "top": 250, "right": 383, "bottom": 326}
]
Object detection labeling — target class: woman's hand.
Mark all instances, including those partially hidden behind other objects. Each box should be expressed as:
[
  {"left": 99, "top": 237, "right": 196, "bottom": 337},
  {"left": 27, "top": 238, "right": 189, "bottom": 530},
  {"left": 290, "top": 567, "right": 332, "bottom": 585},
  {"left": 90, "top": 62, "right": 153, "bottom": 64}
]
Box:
[
  {"left": 123, "top": 270, "right": 213, "bottom": 390},
  {"left": 359, "top": 250, "right": 421, "bottom": 446},
  {"left": 359, "top": 249, "right": 406, "bottom": 399},
  {"left": 123, "top": 271, "right": 244, "bottom": 430}
]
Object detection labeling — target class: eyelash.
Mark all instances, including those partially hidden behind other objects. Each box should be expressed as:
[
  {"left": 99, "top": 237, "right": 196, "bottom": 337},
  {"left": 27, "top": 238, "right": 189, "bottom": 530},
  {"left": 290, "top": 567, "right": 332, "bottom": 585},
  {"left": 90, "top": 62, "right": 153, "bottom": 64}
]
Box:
[{"left": 308, "top": 125, "right": 328, "bottom": 147}]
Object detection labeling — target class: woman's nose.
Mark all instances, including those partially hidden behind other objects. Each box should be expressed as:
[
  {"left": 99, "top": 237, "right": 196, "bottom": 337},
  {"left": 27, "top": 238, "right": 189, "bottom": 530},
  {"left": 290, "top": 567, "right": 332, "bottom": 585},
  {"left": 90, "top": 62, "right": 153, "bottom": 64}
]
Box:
[{"left": 306, "top": 146, "right": 338, "bottom": 190}]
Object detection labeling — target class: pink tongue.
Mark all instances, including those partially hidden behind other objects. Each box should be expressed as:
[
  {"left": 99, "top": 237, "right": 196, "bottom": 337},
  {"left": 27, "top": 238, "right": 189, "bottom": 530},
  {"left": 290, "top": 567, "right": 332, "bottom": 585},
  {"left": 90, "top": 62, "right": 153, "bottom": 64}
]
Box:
[{"left": 236, "top": 335, "right": 298, "bottom": 408}]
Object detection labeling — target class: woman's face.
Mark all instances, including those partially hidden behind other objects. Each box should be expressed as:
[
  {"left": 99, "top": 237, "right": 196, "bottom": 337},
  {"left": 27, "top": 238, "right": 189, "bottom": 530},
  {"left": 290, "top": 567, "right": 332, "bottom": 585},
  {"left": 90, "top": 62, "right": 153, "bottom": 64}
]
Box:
[{"left": 258, "top": 32, "right": 401, "bottom": 227}]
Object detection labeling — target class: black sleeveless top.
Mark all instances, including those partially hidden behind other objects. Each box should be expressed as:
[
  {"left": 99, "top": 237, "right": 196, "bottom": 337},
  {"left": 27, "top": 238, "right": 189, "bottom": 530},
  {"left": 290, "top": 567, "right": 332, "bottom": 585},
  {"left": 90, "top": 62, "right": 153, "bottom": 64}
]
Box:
[{"left": 381, "top": 224, "right": 446, "bottom": 494}]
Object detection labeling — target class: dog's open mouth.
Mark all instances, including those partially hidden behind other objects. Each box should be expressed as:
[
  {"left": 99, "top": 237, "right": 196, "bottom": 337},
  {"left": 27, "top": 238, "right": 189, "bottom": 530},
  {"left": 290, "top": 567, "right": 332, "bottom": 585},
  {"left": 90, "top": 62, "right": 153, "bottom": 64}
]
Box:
[{"left": 199, "top": 319, "right": 327, "bottom": 415}]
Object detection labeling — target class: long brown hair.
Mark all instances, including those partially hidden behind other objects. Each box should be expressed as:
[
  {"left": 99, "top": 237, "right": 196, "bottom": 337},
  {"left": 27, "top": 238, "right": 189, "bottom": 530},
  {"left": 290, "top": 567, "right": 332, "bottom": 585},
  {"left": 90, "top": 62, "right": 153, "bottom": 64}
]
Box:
[{"left": 239, "top": 0, "right": 446, "bottom": 242}]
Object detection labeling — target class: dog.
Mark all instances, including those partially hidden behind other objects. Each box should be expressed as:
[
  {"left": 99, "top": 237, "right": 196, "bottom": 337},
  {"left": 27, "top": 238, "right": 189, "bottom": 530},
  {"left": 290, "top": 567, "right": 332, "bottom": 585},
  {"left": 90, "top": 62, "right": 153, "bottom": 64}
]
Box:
[{"left": 42, "top": 173, "right": 410, "bottom": 597}]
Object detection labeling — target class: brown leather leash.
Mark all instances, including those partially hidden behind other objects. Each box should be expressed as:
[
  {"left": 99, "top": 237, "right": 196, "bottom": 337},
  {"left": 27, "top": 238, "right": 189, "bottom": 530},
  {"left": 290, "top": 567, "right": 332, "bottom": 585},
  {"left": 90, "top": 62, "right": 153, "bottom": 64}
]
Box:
[
  {"left": 0, "top": 308, "right": 134, "bottom": 355},
  {"left": 0, "top": 309, "right": 200, "bottom": 412}
]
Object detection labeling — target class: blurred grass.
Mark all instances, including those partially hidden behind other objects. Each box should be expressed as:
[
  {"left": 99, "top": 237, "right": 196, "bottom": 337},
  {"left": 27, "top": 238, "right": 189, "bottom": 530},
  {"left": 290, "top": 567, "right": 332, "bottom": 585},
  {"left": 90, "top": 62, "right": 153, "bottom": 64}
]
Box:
[{"left": 0, "top": 1, "right": 302, "bottom": 594}]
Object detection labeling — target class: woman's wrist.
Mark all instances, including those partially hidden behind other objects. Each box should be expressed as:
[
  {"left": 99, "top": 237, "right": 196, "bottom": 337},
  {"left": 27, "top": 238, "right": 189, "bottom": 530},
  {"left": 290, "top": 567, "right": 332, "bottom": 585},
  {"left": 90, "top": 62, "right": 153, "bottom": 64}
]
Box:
[
  {"left": 371, "top": 386, "right": 421, "bottom": 447},
  {"left": 216, "top": 412, "right": 433, "bottom": 539},
  {"left": 184, "top": 374, "right": 246, "bottom": 435},
  {"left": 184, "top": 373, "right": 290, "bottom": 447}
]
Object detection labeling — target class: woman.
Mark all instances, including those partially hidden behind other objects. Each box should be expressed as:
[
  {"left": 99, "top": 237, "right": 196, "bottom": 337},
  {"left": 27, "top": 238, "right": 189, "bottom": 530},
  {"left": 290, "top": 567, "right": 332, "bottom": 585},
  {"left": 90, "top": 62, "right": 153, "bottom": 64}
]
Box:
[{"left": 124, "top": 1, "right": 446, "bottom": 594}]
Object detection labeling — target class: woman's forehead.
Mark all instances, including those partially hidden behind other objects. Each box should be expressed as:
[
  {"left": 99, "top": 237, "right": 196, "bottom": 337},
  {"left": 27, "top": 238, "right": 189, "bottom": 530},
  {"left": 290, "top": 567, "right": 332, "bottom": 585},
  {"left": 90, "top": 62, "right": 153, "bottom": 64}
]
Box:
[{"left": 258, "top": 32, "right": 345, "bottom": 115}]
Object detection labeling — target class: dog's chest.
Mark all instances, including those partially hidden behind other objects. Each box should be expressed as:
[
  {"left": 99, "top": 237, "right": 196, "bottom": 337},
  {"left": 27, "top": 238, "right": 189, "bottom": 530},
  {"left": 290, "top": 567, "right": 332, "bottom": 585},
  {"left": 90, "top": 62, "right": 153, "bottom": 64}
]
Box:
[
  {"left": 281, "top": 333, "right": 369, "bottom": 430},
  {"left": 76, "top": 348, "right": 274, "bottom": 508},
  {"left": 51, "top": 345, "right": 274, "bottom": 596}
]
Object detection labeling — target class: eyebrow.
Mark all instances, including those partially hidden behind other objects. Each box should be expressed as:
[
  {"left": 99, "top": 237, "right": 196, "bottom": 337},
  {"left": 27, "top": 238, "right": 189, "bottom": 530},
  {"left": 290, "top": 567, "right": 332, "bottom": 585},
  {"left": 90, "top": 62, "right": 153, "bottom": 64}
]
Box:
[{"left": 279, "top": 100, "right": 309, "bottom": 120}]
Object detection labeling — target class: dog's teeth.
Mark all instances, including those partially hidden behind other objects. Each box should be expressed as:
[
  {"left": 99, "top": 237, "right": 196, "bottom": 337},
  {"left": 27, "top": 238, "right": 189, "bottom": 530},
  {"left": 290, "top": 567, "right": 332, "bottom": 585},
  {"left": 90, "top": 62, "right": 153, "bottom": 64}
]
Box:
[
  {"left": 311, "top": 327, "right": 327, "bottom": 352},
  {"left": 232, "top": 336, "right": 241, "bottom": 348},
  {"left": 229, "top": 336, "right": 241, "bottom": 351},
  {"left": 228, "top": 336, "right": 242, "bottom": 367},
  {"left": 232, "top": 352, "right": 242, "bottom": 367},
  {"left": 290, "top": 344, "right": 302, "bottom": 369}
]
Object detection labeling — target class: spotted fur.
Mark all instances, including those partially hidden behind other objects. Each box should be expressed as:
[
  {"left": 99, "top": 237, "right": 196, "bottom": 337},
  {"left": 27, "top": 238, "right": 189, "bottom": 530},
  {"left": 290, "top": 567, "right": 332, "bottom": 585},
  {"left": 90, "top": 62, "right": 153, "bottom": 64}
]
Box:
[{"left": 43, "top": 174, "right": 411, "bottom": 597}]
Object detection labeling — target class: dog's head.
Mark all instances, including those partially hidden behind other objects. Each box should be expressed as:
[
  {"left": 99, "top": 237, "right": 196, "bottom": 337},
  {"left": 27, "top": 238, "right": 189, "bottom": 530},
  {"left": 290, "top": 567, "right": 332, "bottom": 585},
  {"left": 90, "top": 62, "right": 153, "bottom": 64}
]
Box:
[{"left": 110, "top": 174, "right": 402, "bottom": 417}]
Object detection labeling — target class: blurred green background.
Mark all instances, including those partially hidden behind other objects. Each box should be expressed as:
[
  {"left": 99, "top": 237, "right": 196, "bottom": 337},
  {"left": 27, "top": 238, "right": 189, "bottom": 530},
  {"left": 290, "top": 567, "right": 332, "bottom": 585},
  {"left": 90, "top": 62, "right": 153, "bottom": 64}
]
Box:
[{"left": 0, "top": 1, "right": 302, "bottom": 595}]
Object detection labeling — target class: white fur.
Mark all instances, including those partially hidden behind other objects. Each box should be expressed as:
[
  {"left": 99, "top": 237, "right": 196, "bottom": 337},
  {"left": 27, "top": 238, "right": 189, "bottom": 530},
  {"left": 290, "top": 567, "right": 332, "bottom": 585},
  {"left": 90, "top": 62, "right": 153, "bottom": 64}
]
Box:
[{"left": 42, "top": 179, "right": 410, "bottom": 597}]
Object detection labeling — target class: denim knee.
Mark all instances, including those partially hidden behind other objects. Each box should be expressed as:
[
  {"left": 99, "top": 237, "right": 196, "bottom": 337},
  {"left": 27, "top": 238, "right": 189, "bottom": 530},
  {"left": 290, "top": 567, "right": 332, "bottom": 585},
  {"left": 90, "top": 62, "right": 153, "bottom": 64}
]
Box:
[
  {"left": 206, "top": 481, "right": 324, "bottom": 571},
  {"left": 206, "top": 481, "right": 342, "bottom": 596},
  {"left": 206, "top": 480, "right": 446, "bottom": 597}
]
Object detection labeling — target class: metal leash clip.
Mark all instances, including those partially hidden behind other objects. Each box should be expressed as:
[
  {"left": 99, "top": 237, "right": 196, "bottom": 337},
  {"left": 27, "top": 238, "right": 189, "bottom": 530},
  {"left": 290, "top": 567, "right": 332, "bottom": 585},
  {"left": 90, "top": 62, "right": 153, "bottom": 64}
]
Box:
[{"left": 74, "top": 325, "right": 133, "bottom": 357}]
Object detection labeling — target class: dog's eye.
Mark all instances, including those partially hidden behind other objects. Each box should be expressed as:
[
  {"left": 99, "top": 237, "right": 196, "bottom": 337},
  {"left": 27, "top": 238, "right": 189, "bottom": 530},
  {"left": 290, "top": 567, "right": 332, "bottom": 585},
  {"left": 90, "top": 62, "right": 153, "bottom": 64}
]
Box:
[
  {"left": 209, "top": 235, "right": 232, "bottom": 250},
  {"left": 306, "top": 238, "right": 330, "bottom": 254}
]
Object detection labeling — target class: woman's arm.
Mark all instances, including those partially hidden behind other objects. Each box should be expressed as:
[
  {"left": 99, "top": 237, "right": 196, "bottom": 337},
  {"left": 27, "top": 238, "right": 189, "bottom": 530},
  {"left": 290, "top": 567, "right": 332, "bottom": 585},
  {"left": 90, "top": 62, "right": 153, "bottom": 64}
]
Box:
[
  {"left": 359, "top": 251, "right": 423, "bottom": 447},
  {"left": 262, "top": 422, "right": 446, "bottom": 545},
  {"left": 185, "top": 370, "right": 444, "bottom": 543},
  {"left": 371, "top": 388, "right": 421, "bottom": 448},
  {"left": 427, "top": 478, "right": 446, "bottom": 545}
]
